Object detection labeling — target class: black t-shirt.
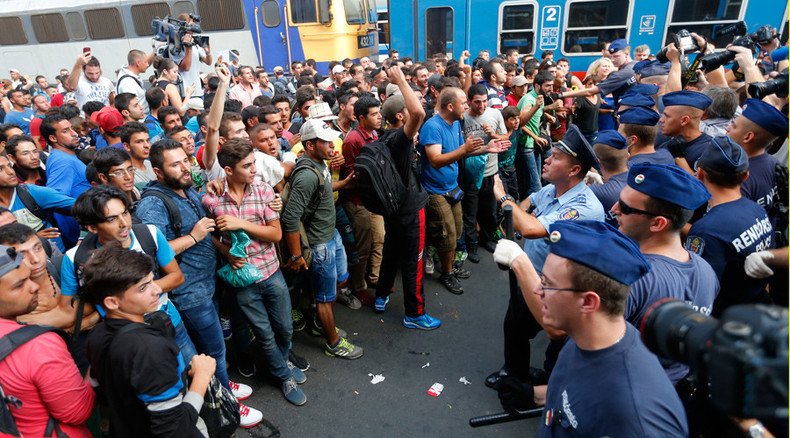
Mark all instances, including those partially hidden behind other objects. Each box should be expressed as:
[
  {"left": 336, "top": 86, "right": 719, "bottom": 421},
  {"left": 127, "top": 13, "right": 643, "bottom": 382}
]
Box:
[
  {"left": 573, "top": 96, "right": 600, "bottom": 135},
  {"left": 381, "top": 127, "right": 429, "bottom": 215}
]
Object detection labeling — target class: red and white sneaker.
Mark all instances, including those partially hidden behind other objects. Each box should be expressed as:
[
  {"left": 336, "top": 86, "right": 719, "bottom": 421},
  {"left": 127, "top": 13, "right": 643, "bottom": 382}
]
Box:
[
  {"left": 229, "top": 380, "right": 252, "bottom": 401},
  {"left": 239, "top": 403, "right": 263, "bottom": 428}
]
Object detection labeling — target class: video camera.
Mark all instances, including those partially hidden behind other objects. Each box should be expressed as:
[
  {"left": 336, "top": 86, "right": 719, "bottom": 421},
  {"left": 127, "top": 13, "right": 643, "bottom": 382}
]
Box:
[
  {"left": 748, "top": 68, "right": 789, "bottom": 99},
  {"left": 699, "top": 24, "right": 776, "bottom": 73},
  {"left": 656, "top": 29, "right": 701, "bottom": 63},
  {"left": 151, "top": 14, "right": 209, "bottom": 61},
  {"left": 641, "top": 300, "right": 788, "bottom": 423}
]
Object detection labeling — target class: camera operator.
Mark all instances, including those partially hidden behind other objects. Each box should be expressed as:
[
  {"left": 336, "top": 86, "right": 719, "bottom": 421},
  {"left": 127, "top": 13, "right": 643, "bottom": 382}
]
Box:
[
  {"left": 176, "top": 13, "right": 212, "bottom": 100},
  {"left": 492, "top": 220, "right": 688, "bottom": 437}
]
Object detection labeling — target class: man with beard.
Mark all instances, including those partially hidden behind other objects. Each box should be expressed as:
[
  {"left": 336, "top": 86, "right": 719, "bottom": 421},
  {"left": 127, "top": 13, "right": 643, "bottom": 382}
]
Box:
[{"left": 5, "top": 135, "right": 46, "bottom": 185}]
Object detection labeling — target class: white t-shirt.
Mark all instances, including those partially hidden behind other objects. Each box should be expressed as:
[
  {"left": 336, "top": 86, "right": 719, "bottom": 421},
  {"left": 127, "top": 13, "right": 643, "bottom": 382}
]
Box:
[
  {"left": 179, "top": 46, "right": 207, "bottom": 97},
  {"left": 116, "top": 67, "right": 149, "bottom": 114},
  {"left": 75, "top": 75, "right": 113, "bottom": 108},
  {"left": 254, "top": 150, "right": 285, "bottom": 187},
  {"left": 463, "top": 107, "right": 507, "bottom": 177}
]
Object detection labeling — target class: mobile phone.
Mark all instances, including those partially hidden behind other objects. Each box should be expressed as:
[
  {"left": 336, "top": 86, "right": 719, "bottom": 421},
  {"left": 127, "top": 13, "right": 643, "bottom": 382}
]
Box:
[{"left": 83, "top": 47, "right": 91, "bottom": 55}]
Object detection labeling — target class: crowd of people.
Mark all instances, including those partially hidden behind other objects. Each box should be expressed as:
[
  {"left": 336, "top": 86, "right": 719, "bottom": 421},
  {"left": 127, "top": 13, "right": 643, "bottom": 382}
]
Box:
[{"left": 0, "top": 17, "right": 787, "bottom": 437}]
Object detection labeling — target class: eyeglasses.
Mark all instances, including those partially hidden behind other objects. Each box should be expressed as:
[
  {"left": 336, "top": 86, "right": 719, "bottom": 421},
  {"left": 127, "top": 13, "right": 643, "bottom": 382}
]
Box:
[
  {"left": 107, "top": 167, "right": 135, "bottom": 179},
  {"left": 617, "top": 197, "right": 663, "bottom": 217},
  {"left": 539, "top": 276, "right": 607, "bottom": 302}
]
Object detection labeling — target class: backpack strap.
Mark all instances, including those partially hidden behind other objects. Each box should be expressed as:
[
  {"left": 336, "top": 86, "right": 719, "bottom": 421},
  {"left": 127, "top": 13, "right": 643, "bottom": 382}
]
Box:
[
  {"left": 69, "top": 233, "right": 99, "bottom": 342},
  {"left": 131, "top": 224, "right": 161, "bottom": 274},
  {"left": 15, "top": 185, "right": 57, "bottom": 230},
  {"left": 0, "top": 325, "right": 56, "bottom": 362},
  {"left": 116, "top": 74, "right": 142, "bottom": 94},
  {"left": 140, "top": 190, "right": 183, "bottom": 238},
  {"left": 291, "top": 163, "right": 326, "bottom": 203}
]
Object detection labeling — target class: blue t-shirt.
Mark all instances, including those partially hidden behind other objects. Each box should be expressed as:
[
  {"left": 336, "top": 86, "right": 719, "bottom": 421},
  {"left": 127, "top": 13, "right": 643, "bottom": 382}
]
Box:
[
  {"left": 626, "top": 252, "right": 719, "bottom": 383},
  {"left": 145, "top": 114, "right": 164, "bottom": 143},
  {"left": 9, "top": 184, "right": 75, "bottom": 251},
  {"left": 741, "top": 152, "right": 778, "bottom": 214},
  {"left": 537, "top": 324, "right": 688, "bottom": 438},
  {"left": 524, "top": 180, "right": 605, "bottom": 273},
  {"left": 418, "top": 113, "right": 464, "bottom": 194},
  {"left": 627, "top": 148, "right": 675, "bottom": 167},
  {"left": 4, "top": 108, "right": 35, "bottom": 135},
  {"left": 135, "top": 183, "right": 218, "bottom": 311},
  {"left": 686, "top": 197, "right": 773, "bottom": 316},
  {"left": 590, "top": 171, "right": 628, "bottom": 227}
]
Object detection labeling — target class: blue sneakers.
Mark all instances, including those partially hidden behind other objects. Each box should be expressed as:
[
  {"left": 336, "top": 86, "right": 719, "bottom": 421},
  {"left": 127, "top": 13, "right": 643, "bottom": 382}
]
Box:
[
  {"left": 374, "top": 296, "right": 390, "bottom": 313},
  {"left": 288, "top": 361, "right": 307, "bottom": 384},
  {"left": 403, "top": 313, "right": 442, "bottom": 330},
  {"left": 282, "top": 377, "right": 307, "bottom": 406}
]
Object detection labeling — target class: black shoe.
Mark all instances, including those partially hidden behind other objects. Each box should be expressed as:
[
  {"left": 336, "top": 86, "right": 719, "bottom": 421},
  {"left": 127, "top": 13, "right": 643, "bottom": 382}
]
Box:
[
  {"left": 467, "top": 248, "right": 480, "bottom": 264},
  {"left": 289, "top": 350, "right": 310, "bottom": 371},
  {"left": 452, "top": 265, "right": 471, "bottom": 279},
  {"left": 485, "top": 367, "right": 508, "bottom": 388},
  {"left": 439, "top": 273, "right": 464, "bottom": 295},
  {"left": 481, "top": 240, "right": 497, "bottom": 253},
  {"left": 237, "top": 361, "right": 257, "bottom": 378}
]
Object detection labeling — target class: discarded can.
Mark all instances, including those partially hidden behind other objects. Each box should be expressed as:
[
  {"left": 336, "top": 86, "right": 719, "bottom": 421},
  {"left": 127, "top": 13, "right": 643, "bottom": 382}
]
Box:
[{"left": 427, "top": 383, "right": 444, "bottom": 397}]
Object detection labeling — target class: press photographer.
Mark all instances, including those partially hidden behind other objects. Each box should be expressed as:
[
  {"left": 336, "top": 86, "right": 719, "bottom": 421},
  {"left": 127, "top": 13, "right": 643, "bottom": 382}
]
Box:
[{"left": 152, "top": 13, "right": 212, "bottom": 98}]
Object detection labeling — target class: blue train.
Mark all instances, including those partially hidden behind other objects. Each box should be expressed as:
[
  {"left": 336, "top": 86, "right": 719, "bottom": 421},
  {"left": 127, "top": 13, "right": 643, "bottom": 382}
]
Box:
[{"left": 387, "top": 0, "right": 788, "bottom": 72}]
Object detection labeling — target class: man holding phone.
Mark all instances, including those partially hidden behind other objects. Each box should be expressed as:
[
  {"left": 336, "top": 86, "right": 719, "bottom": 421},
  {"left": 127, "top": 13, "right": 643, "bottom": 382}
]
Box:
[{"left": 64, "top": 47, "right": 115, "bottom": 109}]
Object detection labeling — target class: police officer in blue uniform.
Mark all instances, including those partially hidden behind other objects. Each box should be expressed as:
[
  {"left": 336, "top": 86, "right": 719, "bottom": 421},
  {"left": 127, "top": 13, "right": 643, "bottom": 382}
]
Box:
[
  {"left": 589, "top": 130, "right": 629, "bottom": 227},
  {"left": 618, "top": 106, "right": 676, "bottom": 166},
  {"left": 492, "top": 220, "right": 688, "bottom": 437},
  {"left": 556, "top": 39, "right": 637, "bottom": 109},
  {"left": 657, "top": 90, "right": 713, "bottom": 172},
  {"left": 489, "top": 125, "right": 604, "bottom": 387},
  {"left": 613, "top": 162, "right": 718, "bottom": 383},
  {"left": 686, "top": 136, "right": 774, "bottom": 316}
]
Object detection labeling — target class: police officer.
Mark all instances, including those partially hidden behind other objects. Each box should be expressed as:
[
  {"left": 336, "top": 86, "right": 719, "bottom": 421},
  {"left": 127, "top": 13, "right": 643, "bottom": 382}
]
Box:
[
  {"left": 686, "top": 137, "right": 773, "bottom": 316},
  {"left": 657, "top": 90, "right": 713, "bottom": 172},
  {"left": 493, "top": 220, "right": 688, "bottom": 437},
  {"left": 557, "top": 39, "right": 637, "bottom": 108},
  {"left": 613, "top": 162, "right": 718, "bottom": 383},
  {"left": 489, "top": 125, "right": 604, "bottom": 387},
  {"left": 589, "top": 130, "right": 629, "bottom": 227}
]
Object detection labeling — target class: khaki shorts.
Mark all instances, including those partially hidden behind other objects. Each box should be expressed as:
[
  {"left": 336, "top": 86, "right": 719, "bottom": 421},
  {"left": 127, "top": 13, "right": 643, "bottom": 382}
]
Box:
[{"left": 426, "top": 193, "right": 463, "bottom": 253}]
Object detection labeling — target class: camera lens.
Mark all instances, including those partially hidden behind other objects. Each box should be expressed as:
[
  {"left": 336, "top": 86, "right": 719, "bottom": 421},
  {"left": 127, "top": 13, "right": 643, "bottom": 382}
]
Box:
[
  {"left": 641, "top": 299, "right": 718, "bottom": 369},
  {"left": 747, "top": 70, "right": 789, "bottom": 99},
  {"left": 699, "top": 50, "right": 736, "bottom": 72}
]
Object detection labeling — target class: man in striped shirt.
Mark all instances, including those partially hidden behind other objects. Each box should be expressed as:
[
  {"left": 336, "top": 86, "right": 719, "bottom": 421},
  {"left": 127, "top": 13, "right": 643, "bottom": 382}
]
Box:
[{"left": 478, "top": 60, "right": 508, "bottom": 109}]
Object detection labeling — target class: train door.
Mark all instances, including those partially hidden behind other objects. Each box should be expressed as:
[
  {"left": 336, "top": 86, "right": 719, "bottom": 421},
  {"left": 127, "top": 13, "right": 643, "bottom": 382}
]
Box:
[
  {"left": 497, "top": 1, "right": 539, "bottom": 57},
  {"left": 248, "top": 0, "right": 295, "bottom": 70},
  {"left": 414, "top": 0, "right": 466, "bottom": 60}
]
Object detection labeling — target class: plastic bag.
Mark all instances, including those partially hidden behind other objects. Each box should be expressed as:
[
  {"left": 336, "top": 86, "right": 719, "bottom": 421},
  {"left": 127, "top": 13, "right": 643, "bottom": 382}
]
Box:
[
  {"left": 216, "top": 230, "right": 262, "bottom": 288},
  {"left": 199, "top": 376, "right": 240, "bottom": 438}
]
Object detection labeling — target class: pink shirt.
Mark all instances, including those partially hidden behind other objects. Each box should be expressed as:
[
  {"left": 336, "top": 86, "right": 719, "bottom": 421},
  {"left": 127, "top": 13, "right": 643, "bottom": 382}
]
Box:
[
  {"left": 0, "top": 319, "right": 95, "bottom": 437},
  {"left": 228, "top": 83, "right": 262, "bottom": 108}
]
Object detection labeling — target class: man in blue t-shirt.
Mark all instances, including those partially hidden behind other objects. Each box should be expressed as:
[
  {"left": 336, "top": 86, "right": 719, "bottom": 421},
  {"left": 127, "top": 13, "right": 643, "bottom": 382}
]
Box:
[
  {"left": 613, "top": 163, "right": 718, "bottom": 384},
  {"left": 3, "top": 90, "right": 34, "bottom": 135},
  {"left": 492, "top": 220, "right": 687, "bottom": 437},
  {"left": 418, "top": 87, "right": 489, "bottom": 295},
  {"left": 656, "top": 90, "right": 713, "bottom": 172},
  {"left": 686, "top": 137, "right": 773, "bottom": 316}
]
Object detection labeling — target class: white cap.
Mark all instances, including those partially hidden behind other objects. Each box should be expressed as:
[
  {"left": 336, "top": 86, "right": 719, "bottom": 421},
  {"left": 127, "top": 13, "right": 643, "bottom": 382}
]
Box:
[
  {"left": 9, "top": 68, "right": 19, "bottom": 74},
  {"left": 332, "top": 65, "right": 346, "bottom": 74},
  {"left": 300, "top": 119, "right": 341, "bottom": 142},
  {"left": 307, "top": 102, "right": 338, "bottom": 121},
  {"left": 186, "top": 97, "right": 204, "bottom": 111},
  {"left": 385, "top": 83, "right": 402, "bottom": 97}
]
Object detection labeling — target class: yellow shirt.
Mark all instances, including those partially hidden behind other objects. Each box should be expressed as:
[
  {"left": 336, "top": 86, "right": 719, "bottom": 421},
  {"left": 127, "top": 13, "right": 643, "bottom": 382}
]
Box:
[{"left": 289, "top": 138, "right": 343, "bottom": 201}]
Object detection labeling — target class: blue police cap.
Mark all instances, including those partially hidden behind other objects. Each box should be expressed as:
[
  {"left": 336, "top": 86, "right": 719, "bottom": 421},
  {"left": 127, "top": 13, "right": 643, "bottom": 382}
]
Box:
[
  {"left": 697, "top": 136, "right": 749, "bottom": 174},
  {"left": 627, "top": 163, "right": 710, "bottom": 210},
  {"left": 619, "top": 93, "right": 656, "bottom": 109},
  {"left": 555, "top": 125, "right": 600, "bottom": 172},
  {"left": 608, "top": 39, "right": 629, "bottom": 54},
  {"left": 741, "top": 98, "right": 788, "bottom": 138},
  {"left": 618, "top": 107, "right": 660, "bottom": 126},
  {"left": 548, "top": 220, "right": 651, "bottom": 285},
  {"left": 661, "top": 90, "right": 712, "bottom": 110},
  {"left": 626, "top": 83, "right": 660, "bottom": 96},
  {"left": 594, "top": 130, "right": 627, "bottom": 150},
  {"left": 633, "top": 60, "right": 671, "bottom": 78}
]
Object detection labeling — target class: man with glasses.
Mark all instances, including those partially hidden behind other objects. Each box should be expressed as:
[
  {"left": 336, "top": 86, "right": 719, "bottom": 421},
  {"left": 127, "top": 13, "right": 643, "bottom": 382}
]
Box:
[
  {"left": 93, "top": 147, "right": 141, "bottom": 201},
  {"left": 489, "top": 125, "right": 604, "bottom": 389},
  {"left": 491, "top": 220, "right": 687, "bottom": 437}
]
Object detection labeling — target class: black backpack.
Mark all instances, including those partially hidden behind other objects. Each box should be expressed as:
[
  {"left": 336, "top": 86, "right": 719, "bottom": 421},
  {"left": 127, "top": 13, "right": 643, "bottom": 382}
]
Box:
[
  {"left": 0, "top": 325, "right": 69, "bottom": 438},
  {"left": 354, "top": 140, "right": 407, "bottom": 216},
  {"left": 14, "top": 185, "right": 65, "bottom": 230}
]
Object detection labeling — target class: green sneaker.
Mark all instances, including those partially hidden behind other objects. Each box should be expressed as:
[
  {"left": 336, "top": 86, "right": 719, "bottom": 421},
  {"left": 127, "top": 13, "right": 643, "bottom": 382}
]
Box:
[
  {"left": 292, "top": 309, "right": 306, "bottom": 332},
  {"left": 324, "top": 337, "right": 364, "bottom": 359},
  {"left": 309, "top": 318, "right": 348, "bottom": 339}
]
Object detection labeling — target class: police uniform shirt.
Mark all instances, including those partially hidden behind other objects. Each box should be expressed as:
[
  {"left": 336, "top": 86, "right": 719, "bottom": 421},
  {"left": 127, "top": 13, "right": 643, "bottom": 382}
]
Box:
[
  {"left": 537, "top": 324, "right": 688, "bottom": 437},
  {"left": 626, "top": 252, "right": 719, "bottom": 383},
  {"left": 657, "top": 132, "right": 713, "bottom": 169},
  {"left": 627, "top": 149, "right": 675, "bottom": 167},
  {"left": 597, "top": 61, "right": 637, "bottom": 108},
  {"left": 590, "top": 171, "right": 628, "bottom": 227},
  {"left": 524, "top": 180, "right": 605, "bottom": 273},
  {"left": 741, "top": 153, "right": 779, "bottom": 214},
  {"left": 686, "top": 197, "right": 773, "bottom": 316}
]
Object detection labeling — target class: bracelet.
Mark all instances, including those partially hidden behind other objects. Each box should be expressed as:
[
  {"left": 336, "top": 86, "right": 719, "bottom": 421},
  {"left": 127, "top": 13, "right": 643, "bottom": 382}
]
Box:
[
  {"left": 499, "top": 194, "right": 515, "bottom": 204},
  {"left": 188, "top": 234, "right": 198, "bottom": 244}
]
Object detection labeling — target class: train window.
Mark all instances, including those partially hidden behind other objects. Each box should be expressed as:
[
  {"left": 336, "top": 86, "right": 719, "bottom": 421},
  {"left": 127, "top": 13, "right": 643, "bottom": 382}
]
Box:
[
  {"left": 131, "top": 3, "right": 171, "bottom": 36},
  {"left": 290, "top": 0, "right": 319, "bottom": 24},
  {"left": 344, "top": 0, "right": 366, "bottom": 24},
  {"left": 261, "top": 0, "right": 281, "bottom": 27},
  {"left": 499, "top": 3, "right": 536, "bottom": 55},
  {"left": 0, "top": 17, "right": 27, "bottom": 45},
  {"left": 665, "top": 0, "right": 746, "bottom": 49},
  {"left": 31, "top": 14, "right": 69, "bottom": 43},
  {"left": 172, "top": 1, "right": 196, "bottom": 16},
  {"left": 564, "top": 0, "right": 630, "bottom": 54},
  {"left": 65, "top": 12, "right": 87, "bottom": 41},
  {"left": 426, "top": 7, "right": 453, "bottom": 58},
  {"left": 198, "top": 0, "right": 245, "bottom": 30},
  {"left": 85, "top": 8, "right": 126, "bottom": 40},
  {"left": 378, "top": 11, "right": 390, "bottom": 47}
]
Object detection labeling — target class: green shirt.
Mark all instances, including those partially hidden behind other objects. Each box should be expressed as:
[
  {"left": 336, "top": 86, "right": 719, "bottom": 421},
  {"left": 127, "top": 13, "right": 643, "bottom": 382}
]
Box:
[
  {"left": 517, "top": 89, "right": 543, "bottom": 150},
  {"left": 281, "top": 156, "right": 336, "bottom": 245}
]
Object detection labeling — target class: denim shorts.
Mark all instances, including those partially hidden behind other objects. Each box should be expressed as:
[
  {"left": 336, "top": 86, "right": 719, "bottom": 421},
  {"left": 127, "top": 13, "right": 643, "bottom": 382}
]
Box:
[{"left": 309, "top": 229, "right": 350, "bottom": 303}]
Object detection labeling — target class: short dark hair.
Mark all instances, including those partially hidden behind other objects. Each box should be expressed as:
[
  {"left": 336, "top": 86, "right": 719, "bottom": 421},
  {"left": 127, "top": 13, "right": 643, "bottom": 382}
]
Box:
[
  {"left": 114, "top": 93, "right": 137, "bottom": 113},
  {"left": 149, "top": 138, "right": 184, "bottom": 170},
  {"left": 157, "top": 106, "right": 180, "bottom": 125},
  {"left": 643, "top": 196, "right": 695, "bottom": 231},
  {"left": 40, "top": 114, "right": 69, "bottom": 146},
  {"left": 541, "top": 50, "right": 554, "bottom": 59},
  {"left": 620, "top": 124, "right": 657, "bottom": 146},
  {"left": 145, "top": 87, "right": 166, "bottom": 110},
  {"left": 272, "top": 95, "right": 291, "bottom": 107},
  {"left": 82, "top": 101, "right": 105, "bottom": 118},
  {"left": 119, "top": 121, "right": 149, "bottom": 145},
  {"left": 224, "top": 99, "right": 243, "bottom": 114},
  {"left": 699, "top": 166, "right": 749, "bottom": 188},
  {"left": 80, "top": 243, "right": 155, "bottom": 306},
  {"left": 534, "top": 70, "right": 555, "bottom": 86},
  {"left": 165, "top": 125, "right": 189, "bottom": 140},
  {"left": 482, "top": 60, "right": 501, "bottom": 82},
  {"left": 218, "top": 138, "right": 254, "bottom": 169},
  {"left": 59, "top": 104, "right": 80, "bottom": 120},
  {"left": 259, "top": 105, "right": 280, "bottom": 121},
  {"left": 0, "top": 124, "right": 22, "bottom": 143},
  {"left": 468, "top": 83, "right": 488, "bottom": 100},
  {"left": 353, "top": 95, "right": 380, "bottom": 119},
  {"left": 337, "top": 92, "right": 358, "bottom": 106},
  {"left": 93, "top": 147, "right": 131, "bottom": 176},
  {"left": 71, "top": 185, "right": 131, "bottom": 227},
  {"left": 219, "top": 112, "right": 243, "bottom": 138},
  {"left": 0, "top": 223, "right": 37, "bottom": 246},
  {"left": 84, "top": 57, "right": 101, "bottom": 69},
  {"left": 252, "top": 95, "right": 272, "bottom": 107},
  {"left": 501, "top": 106, "right": 520, "bottom": 120},
  {"left": 567, "top": 259, "right": 630, "bottom": 316},
  {"left": 5, "top": 134, "right": 36, "bottom": 156},
  {"left": 85, "top": 162, "right": 100, "bottom": 184}
]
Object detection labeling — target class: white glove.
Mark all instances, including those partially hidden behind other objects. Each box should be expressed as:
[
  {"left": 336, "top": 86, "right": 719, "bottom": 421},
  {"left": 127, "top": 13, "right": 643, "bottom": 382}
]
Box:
[
  {"left": 494, "top": 239, "right": 526, "bottom": 268},
  {"left": 584, "top": 170, "right": 603, "bottom": 185},
  {"left": 744, "top": 251, "right": 775, "bottom": 279}
]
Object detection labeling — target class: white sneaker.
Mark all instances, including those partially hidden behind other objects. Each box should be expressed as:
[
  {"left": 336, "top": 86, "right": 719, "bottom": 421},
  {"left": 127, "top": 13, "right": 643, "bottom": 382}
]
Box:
[
  {"left": 239, "top": 403, "right": 263, "bottom": 428},
  {"left": 229, "top": 380, "right": 252, "bottom": 401},
  {"left": 424, "top": 251, "right": 435, "bottom": 274}
]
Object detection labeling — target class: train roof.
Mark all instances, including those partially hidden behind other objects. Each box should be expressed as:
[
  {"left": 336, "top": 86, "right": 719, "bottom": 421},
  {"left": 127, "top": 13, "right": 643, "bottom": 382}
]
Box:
[{"left": 0, "top": 0, "right": 129, "bottom": 15}]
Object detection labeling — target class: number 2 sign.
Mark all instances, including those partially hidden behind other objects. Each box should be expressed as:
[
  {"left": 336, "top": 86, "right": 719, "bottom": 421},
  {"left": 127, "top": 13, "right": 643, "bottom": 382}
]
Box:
[{"left": 539, "top": 6, "right": 561, "bottom": 51}]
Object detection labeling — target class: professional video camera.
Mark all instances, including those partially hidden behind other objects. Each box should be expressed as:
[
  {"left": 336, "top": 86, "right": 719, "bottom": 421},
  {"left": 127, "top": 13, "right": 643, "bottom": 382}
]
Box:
[
  {"left": 748, "top": 68, "right": 789, "bottom": 99},
  {"left": 699, "top": 24, "right": 776, "bottom": 73},
  {"left": 641, "top": 299, "right": 788, "bottom": 424},
  {"left": 656, "top": 29, "right": 701, "bottom": 63},
  {"left": 151, "top": 14, "right": 210, "bottom": 61}
]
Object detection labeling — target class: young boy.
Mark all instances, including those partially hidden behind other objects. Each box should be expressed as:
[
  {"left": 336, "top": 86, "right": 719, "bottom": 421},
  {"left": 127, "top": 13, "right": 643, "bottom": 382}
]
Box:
[{"left": 498, "top": 105, "right": 521, "bottom": 200}]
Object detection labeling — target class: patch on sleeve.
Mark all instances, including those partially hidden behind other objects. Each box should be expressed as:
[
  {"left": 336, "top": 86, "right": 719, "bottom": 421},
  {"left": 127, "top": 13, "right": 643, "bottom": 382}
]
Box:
[
  {"left": 686, "top": 236, "right": 705, "bottom": 254},
  {"left": 559, "top": 208, "right": 580, "bottom": 220}
]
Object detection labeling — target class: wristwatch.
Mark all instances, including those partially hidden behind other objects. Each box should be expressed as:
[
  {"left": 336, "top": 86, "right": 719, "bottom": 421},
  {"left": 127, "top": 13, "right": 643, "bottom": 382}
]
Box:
[
  {"left": 289, "top": 254, "right": 302, "bottom": 262},
  {"left": 748, "top": 422, "right": 766, "bottom": 438},
  {"left": 499, "top": 194, "right": 516, "bottom": 204}
]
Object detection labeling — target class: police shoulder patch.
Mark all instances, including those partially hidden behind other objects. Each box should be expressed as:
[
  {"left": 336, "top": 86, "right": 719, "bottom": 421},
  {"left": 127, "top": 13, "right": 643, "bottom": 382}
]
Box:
[
  {"left": 686, "top": 236, "right": 705, "bottom": 254},
  {"left": 560, "top": 208, "right": 580, "bottom": 220}
]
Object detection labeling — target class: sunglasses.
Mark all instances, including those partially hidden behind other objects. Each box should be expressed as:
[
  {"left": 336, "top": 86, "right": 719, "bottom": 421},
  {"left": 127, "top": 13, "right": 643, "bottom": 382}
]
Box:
[{"left": 617, "top": 197, "right": 663, "bottom": 217}]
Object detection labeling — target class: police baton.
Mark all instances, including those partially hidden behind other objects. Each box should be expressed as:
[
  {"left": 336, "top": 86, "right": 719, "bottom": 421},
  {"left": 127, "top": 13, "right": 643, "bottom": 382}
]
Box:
[{"left": 469, "top": 407, "right": 543, "bottom": 427}]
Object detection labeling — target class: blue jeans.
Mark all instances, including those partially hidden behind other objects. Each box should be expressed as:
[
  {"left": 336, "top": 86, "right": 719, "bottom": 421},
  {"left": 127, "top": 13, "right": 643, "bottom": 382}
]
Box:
[
  {"left": 174, "top": 321, "right": 198, "bottom": 366},
  {"left": 522, "top": 148, "right": 542, "bottom": 197},
  {"left": 309, "top": 230, "right": 349, "bottom": 303},
  {"left": 234, "top": 270, "right": 293, "bottom": 382},
  {"left": 180, "top": 299, "right": 230, "bottom": 390}
]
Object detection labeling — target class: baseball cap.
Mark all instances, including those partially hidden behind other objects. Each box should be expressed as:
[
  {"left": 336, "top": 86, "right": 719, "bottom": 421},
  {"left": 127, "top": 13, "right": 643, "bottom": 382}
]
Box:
[
  {"left": 91, "top": 106, "right": 124, "bottom": 135},
  {"left": 512, "top": 75, "right": 529, "bottom": 87},
  {"left": 307, "top": 102, "right": 338, "bottom": 121},
  {"left": 381, "top": 95, "right": 405, "bottom": 123},
  {"left": 300, "top": 119, "right": 341, "bottom": 142},
  {"left": 332, "top": 65, "right": 346, "bottom": 75},
  {"left": 0, "top": 245, "right": 24, "bottom": 278},
  {"left": 385, "top": 83, "right": 402, "bottom": 98},
  {"left": 186, "top": 97, "right": 204, "bottom": 111}
]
